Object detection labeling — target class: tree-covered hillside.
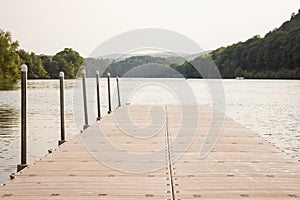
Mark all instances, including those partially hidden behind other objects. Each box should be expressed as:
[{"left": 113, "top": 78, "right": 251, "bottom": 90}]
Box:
[
  {"left": 0, "top": 28, "right": 83, "bottom": 83},
  {"left": 169, "top": 9, "right": 300, "bottom": 79},
  {"left": 103, "top": 56, "right": 169, "bottom": 77},
  {"left": 82, "top": 58, "right": 112, "bottom": 77},
  {"left": 210, "top": 9, "right": 300, "bottom": 78},
  {"left": 1, "top": 9, "right": 299, "bottom": 81},
  {"left": 108, "top": 9, "right": 300, "bottom": 79}
]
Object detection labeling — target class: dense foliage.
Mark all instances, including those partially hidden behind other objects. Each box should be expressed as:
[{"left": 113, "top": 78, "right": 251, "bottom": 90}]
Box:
[
  {"left": 0, "top": 29, "right": 83, "bottom": 82},
  {"left": 18, "top": 50, "right": 50, "bottom": 79},
  {"left": 1, "top": 9, "right": 299, "bottom": 80},
  {"left": 103, "top": 56, "right": 169, "bottom": 77},
  {"left": 208, "top": 9, "right": 300, "bottom": 78},
  {"left": 0, "top": 30, "right": 21, "bottom": 82},
  {"left": 105, "top": 10, "right": 300, "bottom": 79},
  {"left": 41, "top": 48, "right": 83, "bottom": 79}
]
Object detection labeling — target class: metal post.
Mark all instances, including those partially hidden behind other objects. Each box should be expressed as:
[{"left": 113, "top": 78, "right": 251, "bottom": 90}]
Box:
[
  {"left": 17, "top": 64, "right": 28, "bottom": 172},
  {"left": 58, "top": 72, "right": 66, "bottom": 146},
  {"left": 116, "top": 76, "right": 121, "bottom": 108},
  {"left": 96, "top": 71, "right": 101, "bottom": 120},
  {"left": 82, "top": 70, "right": 89, "bottom": 130},
  {"left": 107, "top": 73, "right": 112, "bottom": 114}
]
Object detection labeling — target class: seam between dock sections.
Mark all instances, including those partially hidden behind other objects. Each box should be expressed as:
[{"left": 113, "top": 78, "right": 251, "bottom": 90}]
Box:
[{"left": 165, "top": 105, "right": 176, "bottom": 200}]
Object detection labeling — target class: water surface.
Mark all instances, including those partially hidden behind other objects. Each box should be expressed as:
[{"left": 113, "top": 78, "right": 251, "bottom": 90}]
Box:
[{"left": 0, "top": 79, "right": 299, "bottom": 183}]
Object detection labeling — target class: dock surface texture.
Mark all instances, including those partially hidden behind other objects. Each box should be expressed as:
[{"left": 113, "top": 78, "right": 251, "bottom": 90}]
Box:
[{"left": 1, "top": 105, "right": 300, "bottom": 199}]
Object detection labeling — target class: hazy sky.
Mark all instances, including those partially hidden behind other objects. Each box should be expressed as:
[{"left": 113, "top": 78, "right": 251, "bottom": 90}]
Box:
[{"left": 1, "top": 0, "right": 299, "bottom": 57}]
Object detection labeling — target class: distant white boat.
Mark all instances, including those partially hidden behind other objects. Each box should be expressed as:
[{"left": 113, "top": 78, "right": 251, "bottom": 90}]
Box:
[{"left": 235, "top": 77, "right": 244, "bottom": 80}]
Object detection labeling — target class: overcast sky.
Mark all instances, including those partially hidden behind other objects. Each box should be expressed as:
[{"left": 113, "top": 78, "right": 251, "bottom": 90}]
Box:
[{"left": 1, "top": 0, "right": 299, "bottom": 57}]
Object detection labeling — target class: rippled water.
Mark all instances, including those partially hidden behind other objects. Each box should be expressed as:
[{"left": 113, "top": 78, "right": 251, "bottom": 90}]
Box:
[
  {"left": 0, "top": 79, "right": 299, "bottom": 183},
  {"left": 222, "top": 80, "right": 300, "bottom": 158}
]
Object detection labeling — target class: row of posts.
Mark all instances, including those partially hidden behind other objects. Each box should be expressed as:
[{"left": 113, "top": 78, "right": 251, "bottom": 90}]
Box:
[{"left": 17, "top": 65, "right": 121, "bottom": 172}]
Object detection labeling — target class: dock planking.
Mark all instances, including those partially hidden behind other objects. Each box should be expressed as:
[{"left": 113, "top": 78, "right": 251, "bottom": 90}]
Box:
[{"left": 0, "top": 105, "right": 299, "bottom": 199}]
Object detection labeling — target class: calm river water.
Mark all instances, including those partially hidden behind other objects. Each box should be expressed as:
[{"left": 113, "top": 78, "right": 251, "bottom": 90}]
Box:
[{"left": 0, "top": 79, "right": 299, "bottom": 183}]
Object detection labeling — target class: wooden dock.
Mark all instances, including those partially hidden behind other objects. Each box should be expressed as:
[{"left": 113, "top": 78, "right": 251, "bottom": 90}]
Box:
[{"left": 1, "top": 105, "right": 300, "bottom": 199}]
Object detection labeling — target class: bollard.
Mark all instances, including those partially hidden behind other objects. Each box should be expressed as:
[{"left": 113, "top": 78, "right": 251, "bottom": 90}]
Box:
[
  {"left": 82, "top": 70, "right": 89, "bottom": 130},
  {"left": 116, "top": 76, "right": 121, "bottom": 108},
  {"left": 107, "top": 73, "right": 112, "bottom": 114},
  {"left": 96, "top": 71, "right": 101, "bottom": 120},
  {"left": 17, "top": 64, "right": 28, "bottom": 172},
  {"left": 58, "top": 72, "right": 66, "bottom": 146}
]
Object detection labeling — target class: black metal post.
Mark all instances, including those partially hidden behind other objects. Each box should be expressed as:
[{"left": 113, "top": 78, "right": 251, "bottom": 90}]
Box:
[
  {"left": 82, "top": 69, "right": 89, "bottom": 130},
  {"left": 17, "top": 64, "right": 28, "bottom": 172},
  {"left": 116, "top": 76, "right": 121, "bottom": 108},
  {"left": 96, "top": 71, "right": 101, "bottom": 120},
  {"left": 58, "top": 72, "right": 66, "bottom": 146},
  {"left": 107, "top": 73, "right": 112, "bottom": 114}
]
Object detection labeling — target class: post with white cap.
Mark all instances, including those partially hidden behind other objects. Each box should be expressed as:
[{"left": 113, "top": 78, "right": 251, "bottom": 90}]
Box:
[
  {"left": 107, "top": 73, "right": 112, "bottom": 114},
  {"left": 17, "top": 64, "right": 28, "bottom": 172},
  {"left": 116, "top": 76, "right": 121, "bottom": 108},
  {"left": 82, "top": 69, "right": 89, "bottom": 130},
  {"left": 96, "top": 71, "right": 101, "bottom": 120},
  {"left": 58, "top": 72, "right": 66, "bottom": 146}
]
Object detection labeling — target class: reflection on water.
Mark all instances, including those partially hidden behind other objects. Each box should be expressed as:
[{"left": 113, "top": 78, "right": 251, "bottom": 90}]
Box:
[
  {"left": 0, "top": 80, "right": 19, "bottom": 91},
  {"left": 0, "top": 104, "right": 19, "bottom": 185},
  {"left": 0, "top": 79, "right": 80, "bottom": 184},
  {"left": 0, "top": 107, "right": 19, "bottom": 130},
  {"left": 0, "top": 79, "right": 299, "bottom": 184},
  {"left": 27, "top": 79, "right": 75, "bottom": 90}
]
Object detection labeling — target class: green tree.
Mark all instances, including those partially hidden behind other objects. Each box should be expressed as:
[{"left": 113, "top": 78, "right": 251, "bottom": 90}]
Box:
[
  {"left": 40, "top": 55, "right": 55, "bottom": 78},
  {"left": 193, "top": 9, "right": 300, "bottom": 79},
  {"left": 104, "top": 55, "right": 168, "bottom": 77},
  {"left": 0, "top": 29, "right": 21, "bottom": 82},
  {"left": 51, "top": 48, "right": 83, "bottom": 79},
  {"left": 234, "top": 67, "right": 243, "bottom": 77},
  {"left": 18, "top": 50, "right": 49, "bottom": 79}
]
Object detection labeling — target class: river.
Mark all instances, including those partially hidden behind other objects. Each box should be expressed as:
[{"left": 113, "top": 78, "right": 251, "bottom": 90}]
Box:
[{"left": 0, "top": 78, "right": 299, "bottom": 183}]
